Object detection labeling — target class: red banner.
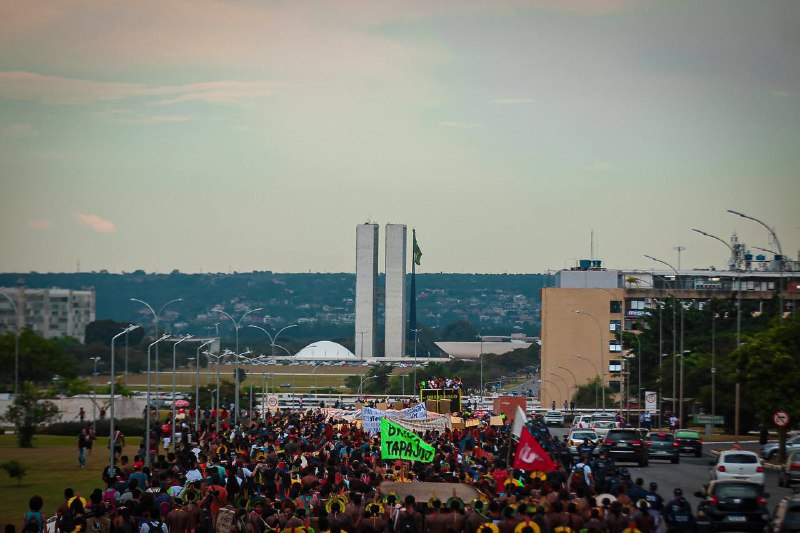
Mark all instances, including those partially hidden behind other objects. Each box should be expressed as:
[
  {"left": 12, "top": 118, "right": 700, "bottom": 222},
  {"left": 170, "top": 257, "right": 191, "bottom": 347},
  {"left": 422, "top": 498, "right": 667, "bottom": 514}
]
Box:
[{"left": 513, "top": 427, "right": 557, "bottom": 472}]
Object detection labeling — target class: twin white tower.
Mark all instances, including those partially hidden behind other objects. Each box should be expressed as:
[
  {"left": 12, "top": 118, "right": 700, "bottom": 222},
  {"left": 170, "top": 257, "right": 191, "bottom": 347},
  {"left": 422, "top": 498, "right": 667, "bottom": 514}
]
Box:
[{"left": 355, "top": 223, "right": 407, "bottom": 358}]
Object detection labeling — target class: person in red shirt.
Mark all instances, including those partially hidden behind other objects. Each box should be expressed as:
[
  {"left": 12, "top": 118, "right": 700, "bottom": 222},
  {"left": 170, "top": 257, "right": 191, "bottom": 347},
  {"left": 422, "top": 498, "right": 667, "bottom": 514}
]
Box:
[{"left": 491, "top": 468, "right": 509, "bottom": 495}]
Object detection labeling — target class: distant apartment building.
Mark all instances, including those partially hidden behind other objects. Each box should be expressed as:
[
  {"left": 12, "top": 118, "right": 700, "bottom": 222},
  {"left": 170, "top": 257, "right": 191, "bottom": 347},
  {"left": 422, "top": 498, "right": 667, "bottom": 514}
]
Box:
[
  {"left": 385, "top": 223, "right": 407, "bottom": 357},
  {"left": 0, "top": 287, "right": 96, "bottom": 343},
  {"left": 355, "top": 223, "right": 379, "bottom": 358},
  {"left": 540, "top": 252, "right": 800, "bottom": 412}
]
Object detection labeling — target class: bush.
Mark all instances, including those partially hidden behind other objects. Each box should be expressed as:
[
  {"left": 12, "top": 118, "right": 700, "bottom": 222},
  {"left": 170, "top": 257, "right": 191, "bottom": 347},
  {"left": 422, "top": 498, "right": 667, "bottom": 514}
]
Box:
[{"left": 42, "top": 418, "right": 146, "bottom": 437}]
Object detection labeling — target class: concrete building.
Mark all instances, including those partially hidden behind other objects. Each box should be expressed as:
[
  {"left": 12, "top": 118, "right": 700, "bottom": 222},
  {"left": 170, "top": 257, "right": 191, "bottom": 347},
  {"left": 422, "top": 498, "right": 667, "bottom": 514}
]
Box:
[
  {"left": 0, "top": 287, "right": 96, "bottom": 343},
  {"left": 539, "top": 254, "right": 800, "bottom": 414},
  {"left": 384, "top": 223, "right": 407, "bottom": 357},
  {"left": 355, "top": 223, "right": 379, "bottom": 358}
]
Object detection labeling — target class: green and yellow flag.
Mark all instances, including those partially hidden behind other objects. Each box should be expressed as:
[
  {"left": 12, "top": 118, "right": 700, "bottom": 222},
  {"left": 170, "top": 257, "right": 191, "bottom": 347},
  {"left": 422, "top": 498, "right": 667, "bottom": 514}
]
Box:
[
  {"left": 380, "top": 418, "right": 435, "bottom": 462},
  {"left": 413, "top": 231, "right": 422, "bottom": 266}
]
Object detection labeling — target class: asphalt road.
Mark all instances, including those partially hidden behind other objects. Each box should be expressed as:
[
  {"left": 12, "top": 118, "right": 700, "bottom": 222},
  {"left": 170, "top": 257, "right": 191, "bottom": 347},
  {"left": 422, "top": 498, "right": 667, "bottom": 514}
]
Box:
[{"left": 549, "top": 427, "right": 795, "bottom": 512}]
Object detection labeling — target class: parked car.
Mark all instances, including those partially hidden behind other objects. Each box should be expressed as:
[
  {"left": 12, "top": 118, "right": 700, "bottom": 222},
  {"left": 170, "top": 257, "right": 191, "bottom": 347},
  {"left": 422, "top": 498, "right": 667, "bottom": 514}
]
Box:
[
  {"left": 590, "top": 420, "right": 617, "bottom": 438},
  {"left": 598, "top": 428, "right": 648, "bottom": 466},
  {"left": 544, "top": 410, "right": 565, "bottom": 427},
  {"left": 591, "top": 411, "right": 621, "bottom": 428},
  {"left": 761, "top": 434, "right": 800, "bottom": 460},
  {"left": 778, "top": 450, "right": 800, "bottom": 488},
  {"left": 646, "top": 432, "right": 680, "bottom": 463},
  {"left": 695, "top": 480, "right": 770, "bottom": 532},
  {"left": 711, "top": 450, "right": 765, "bottom": 485},
  {"left": 768, "top": 492, "right": 800, "bottom": 533},
  {"left": 674, "top": 429, "right": 704, "bottom": 457},
  {"left": 567, "top": 430, "right": 600, "bottom": 456}
]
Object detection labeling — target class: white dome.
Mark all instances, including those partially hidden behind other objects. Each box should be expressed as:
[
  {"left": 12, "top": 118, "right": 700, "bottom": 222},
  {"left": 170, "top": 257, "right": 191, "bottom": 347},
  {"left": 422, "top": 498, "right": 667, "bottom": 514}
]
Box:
[{"left": 295, "top": 341, "right": 356, "bottom": 359}]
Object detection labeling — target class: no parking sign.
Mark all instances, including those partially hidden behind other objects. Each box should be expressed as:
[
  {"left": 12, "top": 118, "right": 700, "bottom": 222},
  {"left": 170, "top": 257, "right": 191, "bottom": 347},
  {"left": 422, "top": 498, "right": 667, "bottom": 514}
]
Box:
[{"left": 773, "top": 410, "right": 790, "bottom": 428}]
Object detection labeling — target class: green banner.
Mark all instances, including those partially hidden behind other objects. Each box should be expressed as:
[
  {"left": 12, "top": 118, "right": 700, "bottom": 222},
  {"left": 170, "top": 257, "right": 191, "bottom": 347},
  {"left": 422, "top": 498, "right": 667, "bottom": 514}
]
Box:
[{"left": 380, "top": 418, "right": 436, "bottom": 462}]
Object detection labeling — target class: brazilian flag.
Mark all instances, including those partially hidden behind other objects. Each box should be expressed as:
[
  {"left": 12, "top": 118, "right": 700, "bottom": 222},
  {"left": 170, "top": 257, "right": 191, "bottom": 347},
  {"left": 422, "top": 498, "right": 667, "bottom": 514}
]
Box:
[{"left": 413, "top": 232, "right": 422, "bottom": 266}]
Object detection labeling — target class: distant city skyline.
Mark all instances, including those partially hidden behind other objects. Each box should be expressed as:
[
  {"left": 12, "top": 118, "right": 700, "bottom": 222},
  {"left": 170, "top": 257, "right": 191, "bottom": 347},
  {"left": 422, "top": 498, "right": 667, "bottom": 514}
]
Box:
[{"left": 1, "top": 1, "right": 798, "bottom": 275}]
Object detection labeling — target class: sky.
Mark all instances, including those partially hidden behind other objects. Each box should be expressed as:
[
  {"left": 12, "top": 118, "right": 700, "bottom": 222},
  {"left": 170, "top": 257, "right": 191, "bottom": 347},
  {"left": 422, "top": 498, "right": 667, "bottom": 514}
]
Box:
[{"left": 1, "top": 0, "right": 798, "bottom": 276}]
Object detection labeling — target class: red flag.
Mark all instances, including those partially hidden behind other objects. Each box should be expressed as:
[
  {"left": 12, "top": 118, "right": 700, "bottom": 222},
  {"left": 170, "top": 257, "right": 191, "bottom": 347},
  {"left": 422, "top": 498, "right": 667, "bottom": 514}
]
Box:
[{"left": 513, "top": 427, "right": 557, "bottom": 472}]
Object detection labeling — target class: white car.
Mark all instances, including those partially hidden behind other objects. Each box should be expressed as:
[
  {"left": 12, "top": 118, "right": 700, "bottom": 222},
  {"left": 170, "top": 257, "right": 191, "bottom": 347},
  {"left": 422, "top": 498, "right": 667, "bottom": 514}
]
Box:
[
  {"left": 544, "top": 410, "right": 565, "bottom": 426},
  {"left": 711, "top": 450, "right": 765, "bottom": 485},
  {"left": 567, "top": 430, "right": 600, "bottom": 455},
  {"left": 590, "top": 420, "right": 617, "bottom": 438}
]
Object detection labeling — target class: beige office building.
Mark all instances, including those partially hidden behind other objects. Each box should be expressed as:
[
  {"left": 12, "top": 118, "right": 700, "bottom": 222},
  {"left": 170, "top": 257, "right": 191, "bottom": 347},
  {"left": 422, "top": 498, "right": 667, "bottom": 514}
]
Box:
[
  {"left": 540, "top": 256, "right": 799, "bottom": 413},
  {"left": 0, "top": 287, "right": 96, "bottom": 343}
]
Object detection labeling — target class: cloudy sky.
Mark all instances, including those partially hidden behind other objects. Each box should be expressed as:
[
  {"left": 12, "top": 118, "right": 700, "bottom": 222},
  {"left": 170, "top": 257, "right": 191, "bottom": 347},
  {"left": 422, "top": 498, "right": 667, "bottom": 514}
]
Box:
[{"left": 1, "top": 0, "right": 798, "bottom": 275}]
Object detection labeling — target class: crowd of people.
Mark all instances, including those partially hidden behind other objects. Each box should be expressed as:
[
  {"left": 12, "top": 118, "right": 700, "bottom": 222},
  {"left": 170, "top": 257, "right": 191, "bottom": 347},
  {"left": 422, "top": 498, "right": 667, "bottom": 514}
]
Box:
[
  {"left": 416, "top": 378, "right": 463, "bottom": 391},
  {"left": 17, "top": 407, "right": 700, "bottom": 533}
]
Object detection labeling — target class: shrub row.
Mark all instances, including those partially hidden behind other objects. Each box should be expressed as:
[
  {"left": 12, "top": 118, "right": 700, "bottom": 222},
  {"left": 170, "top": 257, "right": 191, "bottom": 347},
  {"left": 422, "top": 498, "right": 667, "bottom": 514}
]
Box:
[{"left": 41, "top": 418, "right": 146, "bottom": 437}]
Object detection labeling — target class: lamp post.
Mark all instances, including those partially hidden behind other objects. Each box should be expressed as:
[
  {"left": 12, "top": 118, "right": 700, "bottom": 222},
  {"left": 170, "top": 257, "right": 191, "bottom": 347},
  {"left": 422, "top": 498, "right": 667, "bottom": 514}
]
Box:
[
  {"left": 310, "top": 363, "right": 323, "bottom": 391},
  {"left": 359, "top": 375, "right": 378, "bottom": 396},
  {"left": 131, "top": 298, "right": 183, "bottom": 402},
  {"left": 557, "top": 366, "right": 579, "bottom": 408},
  {"left": 575, "top": 354, "right": 600, "bottom": 409},
  {"left": 575, "top": 310, "right": 605, "bottom": 410},
  {"left": 171, "top": 335, "right": 192, "bottom": 452},
  {"left": 90, "top": 356, "right": 102, "bottom": 423},
  {"left": 110, "top": 325, "right": 139, "bottom": 475},
  {"left": 195, "top": 340, "right": 214, "bottom": 432},
  {"left": 625, "top": 333, "right": 643, "bottom": 410},
  {"left": 645, "top": 254, "right": 683, "bottom": 426},
  {"left": 213, "top": 307, "right": 263, "bottom": 425},
  {"left": 247, "top": 324, "right": 298, "bottom": 357},
  {"left": 0, "top": 291, "right": 20, "bottom": 396},
  {"left": 411, "top": 328, "right": 421, "bottom": 397},
  {"left": 551, "top": 373, "right": 571, "bottom": 408},
  {"left": 541, "top": 379, "right": 564, "bottom": 406},
  {"left": 145, "top": 334, "right": 170, "bottom": 466}
]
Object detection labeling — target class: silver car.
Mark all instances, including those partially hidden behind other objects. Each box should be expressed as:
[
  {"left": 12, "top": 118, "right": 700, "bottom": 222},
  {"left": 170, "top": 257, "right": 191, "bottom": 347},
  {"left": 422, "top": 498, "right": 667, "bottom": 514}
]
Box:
[{"left": 760, "top": 434, "right": 800, "bottom": 460}]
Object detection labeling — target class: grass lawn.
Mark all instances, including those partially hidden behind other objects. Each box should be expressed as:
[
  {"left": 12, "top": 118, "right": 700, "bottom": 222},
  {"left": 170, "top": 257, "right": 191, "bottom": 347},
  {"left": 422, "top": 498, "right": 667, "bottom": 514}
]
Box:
[{"left": 0, "top": 434, "right": 139, "bottom": 528}]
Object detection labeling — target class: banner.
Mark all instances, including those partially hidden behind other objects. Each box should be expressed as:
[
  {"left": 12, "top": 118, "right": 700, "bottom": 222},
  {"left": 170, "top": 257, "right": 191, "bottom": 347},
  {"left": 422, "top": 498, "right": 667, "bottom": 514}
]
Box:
[
  {"left": 644, "top": 391, "right": 657, "bottom": 413},
  {"left": 419, "top": 388, "right": 462, "bottom": 411},
  {"left": 393, "top": 413, "right": 450, "bottom": 433},
  {"left": 362, "top": 403, "right": 427, "bottom": 435},
  {"left": 380, "top": 418, "right": 435, "bottom": 462},
  {"left": 513, "top": 427, "right": 557, "bottom": 472}
]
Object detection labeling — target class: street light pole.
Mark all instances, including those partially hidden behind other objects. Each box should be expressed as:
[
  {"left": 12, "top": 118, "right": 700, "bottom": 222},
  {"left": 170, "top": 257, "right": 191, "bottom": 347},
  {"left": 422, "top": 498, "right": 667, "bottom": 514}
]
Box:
[
  {"left": 0, "top": 292, "right": 20, "bottom": 396},
  {"left": 478, "top": 334, "right": 484, "bottom": 399},
  {"left": 575, "top": 310, "right": 605, "bottom": 410},
  {"left": 212, "top": 307, "right": 263, "bottom": 425},
  {"left": 575, "top": 354, "right": 600, "bottom": 409},
  {"left": 248, "top": 324, "right": 298, "bottom": 357},
  {"left": 195, "top": 340, "right": 214, "bottom": 432},
  {"left": 90, "top": 356, "right": 102, "bottom": 423},
  {"left": 110, "top": 325, "right": 139, "bottom": 475},
  {"left": 645, "top": 254, "right": 683, "bottom": 426},
  {"left": 172, "top": 335, "right": 192, "bottom": 453},
  {"left": 557, "top": 366, "right": 579, "bottom": 407},
  {"left": 131, "top": 298, "right": 183, "bottom": 404},
  {"left": 145, "top": 334, "right": 169, "bottom": 467},
  {"left": 411, "top": 328, "right": 421, "bottom": 398}
]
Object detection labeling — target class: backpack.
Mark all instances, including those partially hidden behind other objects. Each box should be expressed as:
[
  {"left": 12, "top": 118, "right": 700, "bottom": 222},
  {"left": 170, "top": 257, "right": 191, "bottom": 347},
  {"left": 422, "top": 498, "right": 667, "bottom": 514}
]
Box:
[
  {"left": 395, "top": 511, "right": 418, "bottom": 533},
  {"left": 24, "top": 511, "right": 41, "bottom": 533},
  {"left": 102, "top": 489, "right": 118, "bottom": 516},
  {"left": 570, "top": 464, "right": 588, "bottom": 490},
  {"left": 146, "top": 520, "right": 163, "bottom": 533}
]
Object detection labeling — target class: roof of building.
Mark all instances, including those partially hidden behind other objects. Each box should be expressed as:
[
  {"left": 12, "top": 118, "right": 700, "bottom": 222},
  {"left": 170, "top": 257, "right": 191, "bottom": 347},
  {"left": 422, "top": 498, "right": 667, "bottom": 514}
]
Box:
[{"left": 295, "top": 340, "right": 357, "bottom": 359}]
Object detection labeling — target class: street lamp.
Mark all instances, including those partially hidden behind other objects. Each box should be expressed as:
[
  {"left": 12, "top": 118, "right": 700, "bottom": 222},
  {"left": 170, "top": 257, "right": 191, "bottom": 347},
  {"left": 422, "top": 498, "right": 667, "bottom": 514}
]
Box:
[
  {"left": 575, "top": 354, "right": 599, "bottom": 409},
  {"left": 131, "top": 298, "right": 183, "bottom": 401},
  {"left": 359, "top": 375, "right": 378, "bottom": 396},
  {"left": 541, "top": 379, "right": 564, "bottom": 406},
  {"left": 0, "top": 291, "right": 20, "bottom": 396},
  {"left": 574, "top": 310, "right": 605, "bottom": 410},
  {"left": 310, "top": 363, "right": 324, "bottom": 391},
  {"left": 247, "top": 324, "right": 298, "bottom": 357},
  {"left": 110, "top": 324, "right": 139, "bottom": 475},
  {"left": 411, "top": 328, "right": 421, "bottom": 397},
  {"left": 645, "top": 254, "right": 684, "bottom": 427},
  {"left": 172, "top": 335, "right": 192, "bottom": 452},
  {"left": 90, "top": 357, "right": 102, "bottom": 423},
  {"left": 195, "top": 339, "right": 215, "bottom": 431},
  {"left": 478, "top": 334, "right": 484, "bottom": 400},
  {"left": 212, "top": 307, "right": 263, "bottom": 425},
  {"left": 145, "top": 334, "right": 170, "bottom": 466},
  {"left": 557, "top": 366, "right": 579, "bottom": 407},
  {"left": 551, "top": 372, "right": 571, "bottom": 408}
]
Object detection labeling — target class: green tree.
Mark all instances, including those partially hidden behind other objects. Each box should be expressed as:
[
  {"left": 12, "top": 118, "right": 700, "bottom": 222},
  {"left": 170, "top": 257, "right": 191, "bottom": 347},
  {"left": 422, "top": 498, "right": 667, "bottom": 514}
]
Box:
[
  {"left": 440, "top": 320, "right": 479, "bottom": 342},
  {"left": 0, "top": 329, "right": 80, "bottom": 386},
  {"left": 728, "top": 316, "right": 800, "bottom": 427},
  {"left": 1, "top": 382, "right": 61, "bottom": 447},
  {"left": 85, "top": 320, "right": 145, "bottom": 346},
  {"left": 0, "top": 459, "right": 29, "bottom": 485}
]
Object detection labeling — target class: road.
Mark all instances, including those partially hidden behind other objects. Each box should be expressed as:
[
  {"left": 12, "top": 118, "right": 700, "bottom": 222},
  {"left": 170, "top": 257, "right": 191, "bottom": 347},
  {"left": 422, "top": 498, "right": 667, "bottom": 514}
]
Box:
[{"left": 549, "top": 427, "right": 794, "bottom": 511}]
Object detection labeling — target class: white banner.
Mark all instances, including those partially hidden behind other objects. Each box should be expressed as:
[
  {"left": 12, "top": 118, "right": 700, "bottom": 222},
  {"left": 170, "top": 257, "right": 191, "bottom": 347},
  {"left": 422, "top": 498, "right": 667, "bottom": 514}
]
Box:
[
  {"left": 362, "top": 403, "right": 427, "bottom": 435},
  {"left": 644, "top": 391, "right": 657, "bottom": 413}
]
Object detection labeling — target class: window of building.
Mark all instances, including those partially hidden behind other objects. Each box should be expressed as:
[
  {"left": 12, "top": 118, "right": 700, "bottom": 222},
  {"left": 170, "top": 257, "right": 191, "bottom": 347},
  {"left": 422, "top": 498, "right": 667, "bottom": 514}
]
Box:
[
  {"left": 609, "top": 341, "right": 622, "bottom": 352},
  {"left": 609, "top": 320, "right": 621, "bottom": 332},
  {"left": 608, "top": 360, "right": 622, "bottom": 372},
  {"left": 610, "top": 300, "right": 622, "bottom": 314}
]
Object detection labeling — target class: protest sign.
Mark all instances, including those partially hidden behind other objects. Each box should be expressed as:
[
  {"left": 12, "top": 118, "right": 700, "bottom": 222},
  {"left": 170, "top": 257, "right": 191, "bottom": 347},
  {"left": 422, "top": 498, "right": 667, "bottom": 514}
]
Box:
[
  {"left": 362, "top": 403, "right": 427, "bottom": 434},
  {"left": 380, "top": 418, "right": 435, "bottom": 462}
]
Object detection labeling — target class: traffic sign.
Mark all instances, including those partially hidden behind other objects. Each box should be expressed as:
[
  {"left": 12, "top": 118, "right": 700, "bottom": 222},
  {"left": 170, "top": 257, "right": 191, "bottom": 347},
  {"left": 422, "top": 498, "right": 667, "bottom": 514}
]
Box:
[
  {"left": 267, "top": 395, "right": 279, "bottom": 409},
  {"left": 773, "top": 410, "right": 790, "bottom": 428},
  {"left": 692, "top": 414, "right": 724, "bottom": 425}
]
